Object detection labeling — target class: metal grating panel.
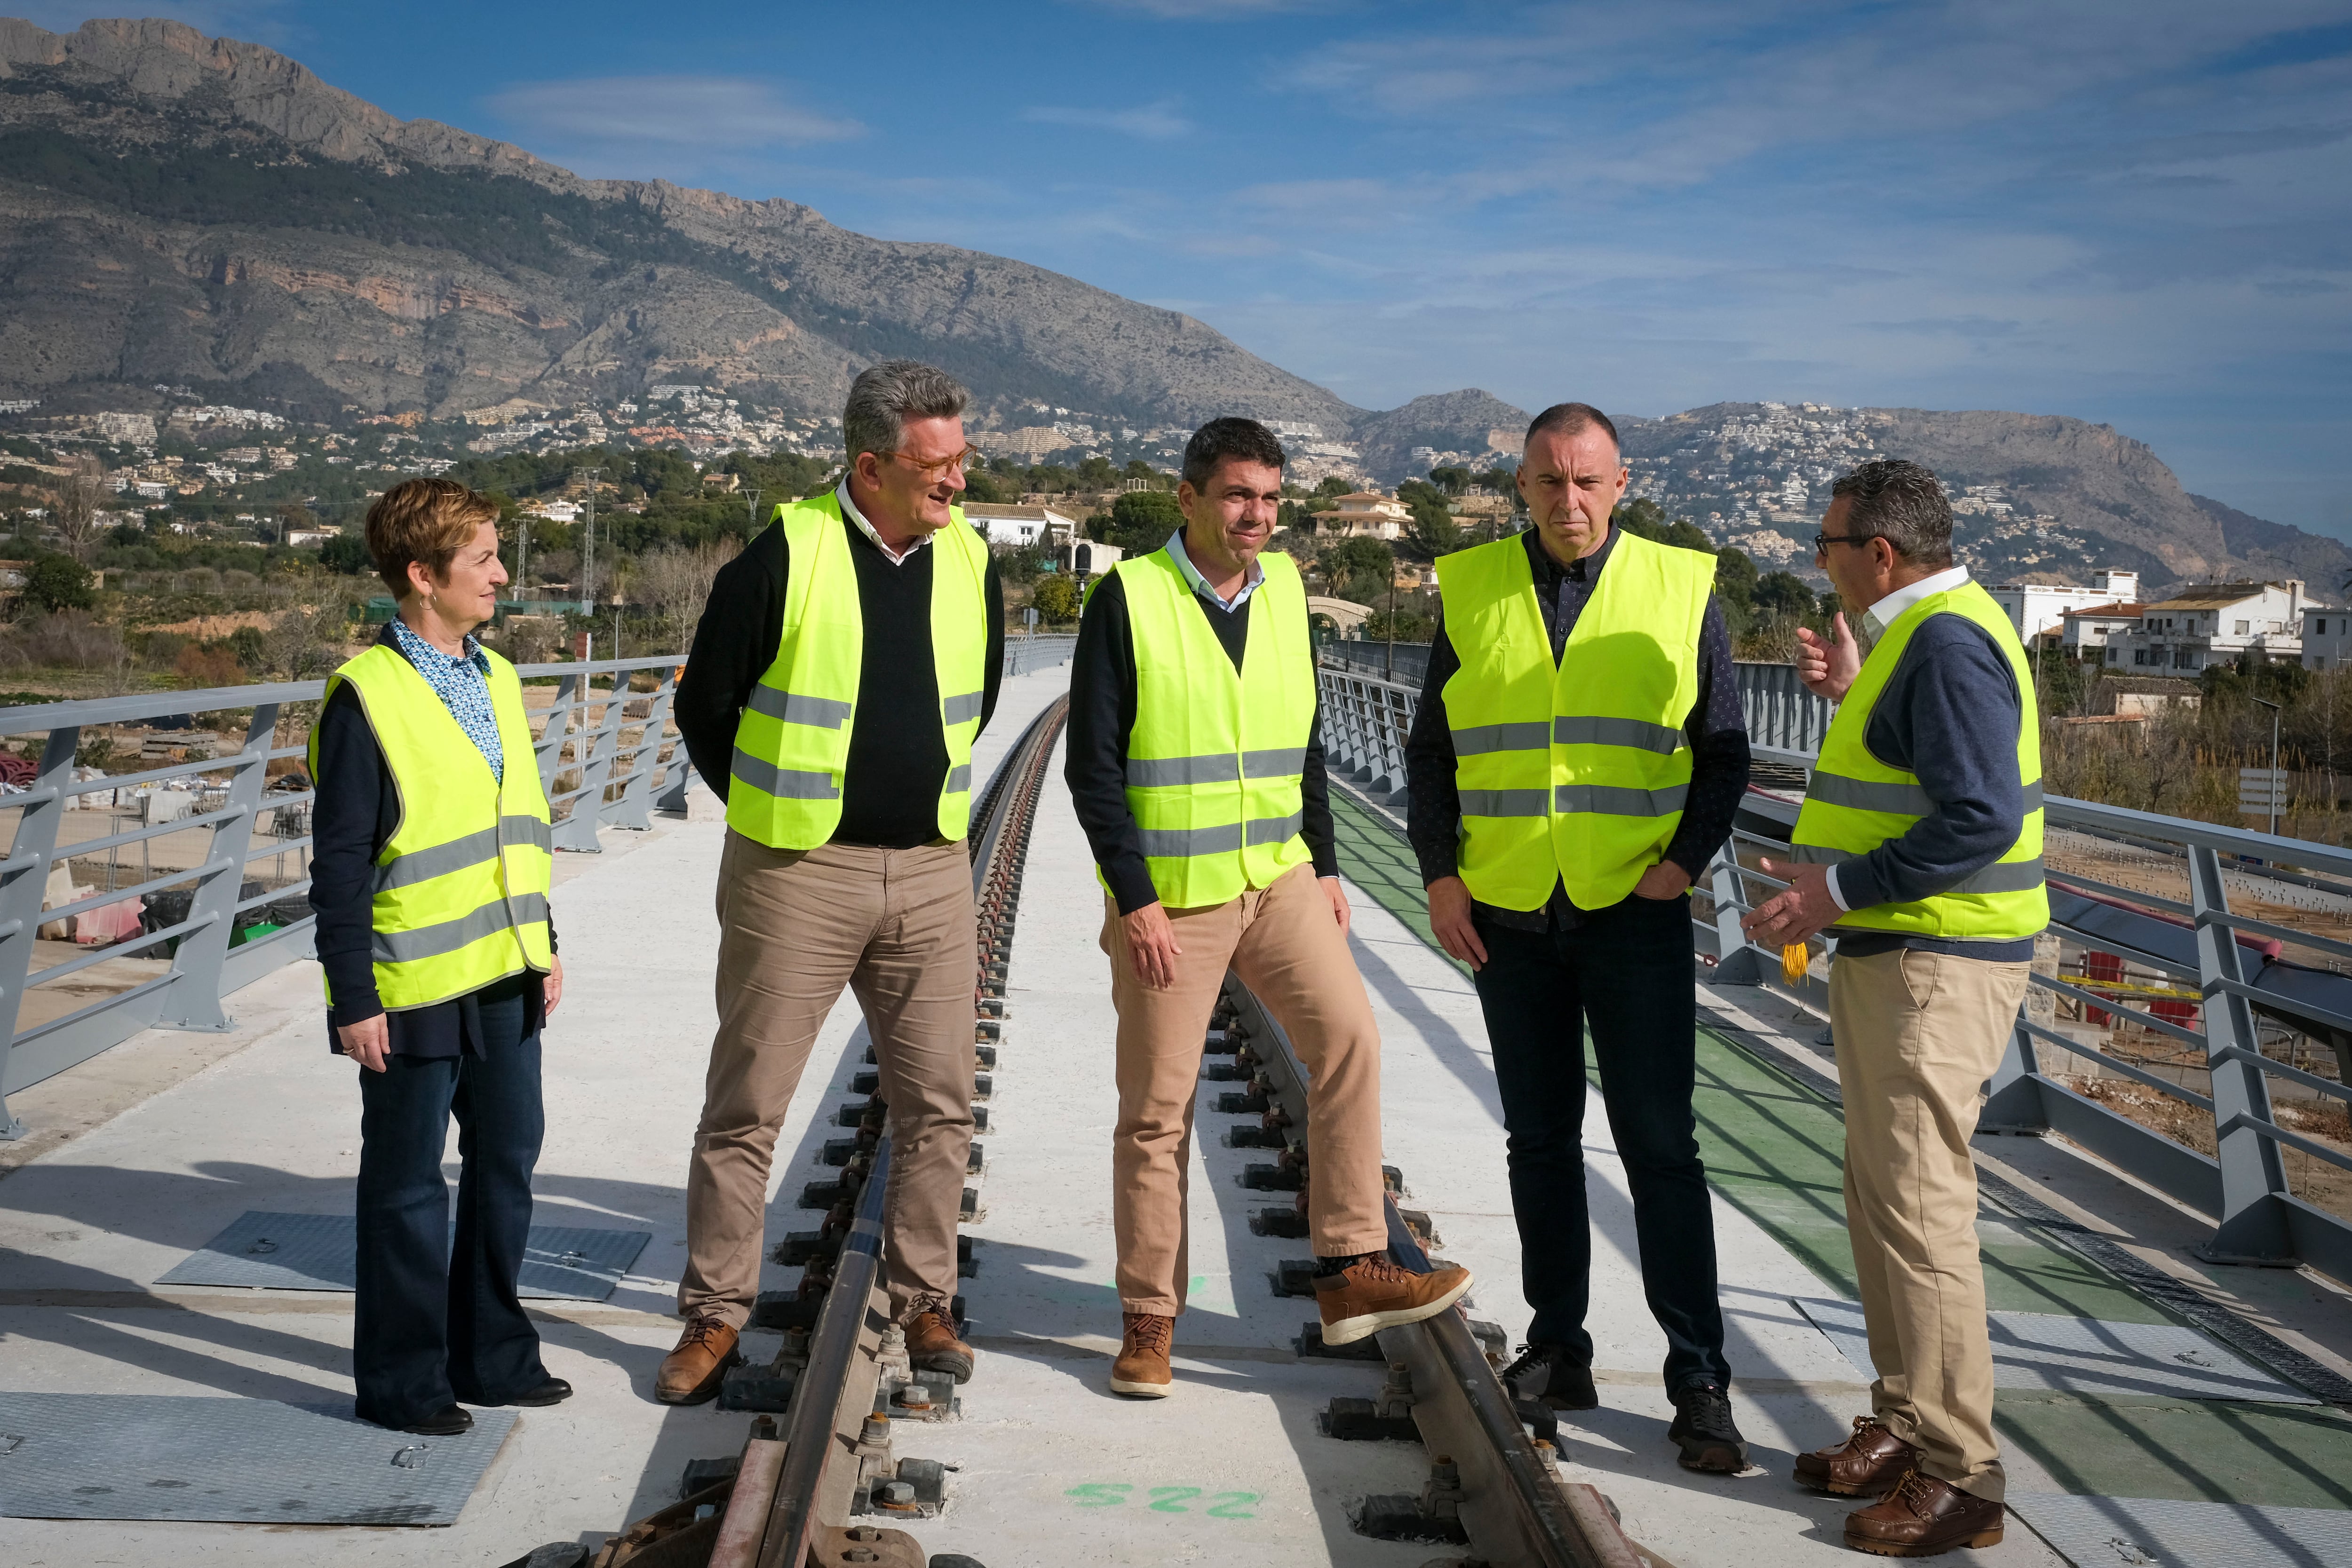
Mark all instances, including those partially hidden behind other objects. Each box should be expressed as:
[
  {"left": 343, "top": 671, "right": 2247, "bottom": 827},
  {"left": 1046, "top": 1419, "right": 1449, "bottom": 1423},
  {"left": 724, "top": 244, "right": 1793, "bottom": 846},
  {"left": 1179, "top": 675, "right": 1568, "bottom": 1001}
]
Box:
[
  {"left": 1793, "top": 1296, "right": 2317, "bottom": 1404},
  {"left": 155, "top": 1211, "right": 652, "bottom": 1301},
  {"left": 0, "top": 1394, "right": 516, "bottom": 1525},
  {"left": 2007, "top": 1491, "right": 2352, "bottom": 1568}
]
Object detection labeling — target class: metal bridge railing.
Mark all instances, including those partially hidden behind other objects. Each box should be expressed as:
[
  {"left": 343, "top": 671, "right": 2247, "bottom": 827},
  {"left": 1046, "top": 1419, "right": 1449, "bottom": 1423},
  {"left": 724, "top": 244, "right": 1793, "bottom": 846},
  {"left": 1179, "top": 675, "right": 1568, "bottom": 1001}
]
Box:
[
  {"left": 0, "top": 654, "right": 691, "bottom": 1137},
  {"left": 1317, "top": 658, "right": 2352, "bottom": 1283},
  {"left": 1001, "top": 633, "right": 1078, "bottom": 680}
]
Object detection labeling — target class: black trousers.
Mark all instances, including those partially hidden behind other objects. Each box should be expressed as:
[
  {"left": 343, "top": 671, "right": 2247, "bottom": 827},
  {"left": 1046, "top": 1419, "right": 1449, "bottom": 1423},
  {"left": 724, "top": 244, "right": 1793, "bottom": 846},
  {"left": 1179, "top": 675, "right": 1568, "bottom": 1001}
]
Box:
[
  {"left": 353, "top": 978, "right": 547, "bottom": 1425},
  {"left": 1470, "top": 891, "right": 1730, "bottom": 1391}
]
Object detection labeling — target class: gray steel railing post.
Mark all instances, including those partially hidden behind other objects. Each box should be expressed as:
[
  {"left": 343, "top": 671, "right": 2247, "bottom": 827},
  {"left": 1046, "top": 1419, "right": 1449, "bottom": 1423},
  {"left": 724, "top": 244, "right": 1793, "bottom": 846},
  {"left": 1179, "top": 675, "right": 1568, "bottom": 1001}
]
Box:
[
  {"left": 535, "top": 672, "right": 581, "bottom": 795},
  {"left": 2188, "top": 843, "right": 2295, "bottom": 1261},
  {"left": 604, "top": 667, "right": 671, "bottom": 831},
  {"left": 1707, "top": 847, "right": 1764, "bottom": 985},
  {"left": 1980, "top": 1009, "right": 2049, "bottom": 1132},
  {"left": 552, "top": 671, "right": 625, "bottom": 852},
  {"left": 0, "top": 723, "right": 76, "bottom": 1137},
  {"left": 154, "top": 705, "right": 274, "bottom": 1032}
]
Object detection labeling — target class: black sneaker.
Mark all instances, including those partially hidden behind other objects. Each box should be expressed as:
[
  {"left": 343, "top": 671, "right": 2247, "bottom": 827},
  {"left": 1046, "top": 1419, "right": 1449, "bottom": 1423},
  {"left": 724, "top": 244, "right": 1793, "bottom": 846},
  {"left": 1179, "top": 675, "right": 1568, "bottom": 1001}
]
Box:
[
  {"left": 1668, "top": 1380, "right": 1748, "bottom": 1473},
  {"left": 1499, "top": 1342, "right": 1598, "bottom": 1411}
]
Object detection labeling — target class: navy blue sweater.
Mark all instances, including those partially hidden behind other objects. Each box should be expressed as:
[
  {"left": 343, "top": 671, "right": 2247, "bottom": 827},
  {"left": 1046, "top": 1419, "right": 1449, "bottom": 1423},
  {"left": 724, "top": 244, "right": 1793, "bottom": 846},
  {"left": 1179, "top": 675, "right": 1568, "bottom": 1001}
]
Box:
[{"left": 1831, "top": 612, "right": 2035, "bottom": 962}]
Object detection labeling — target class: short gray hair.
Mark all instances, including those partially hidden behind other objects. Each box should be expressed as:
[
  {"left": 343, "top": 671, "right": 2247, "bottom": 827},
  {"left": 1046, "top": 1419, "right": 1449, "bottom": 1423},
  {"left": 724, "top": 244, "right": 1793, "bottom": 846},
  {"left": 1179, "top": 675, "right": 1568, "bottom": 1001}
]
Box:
[
  {"left": 1829, "top": 458, "right": 1954, "bottom": 567},
  {"left": 843, "top": 359, "right": 969, "bottom": 461}
]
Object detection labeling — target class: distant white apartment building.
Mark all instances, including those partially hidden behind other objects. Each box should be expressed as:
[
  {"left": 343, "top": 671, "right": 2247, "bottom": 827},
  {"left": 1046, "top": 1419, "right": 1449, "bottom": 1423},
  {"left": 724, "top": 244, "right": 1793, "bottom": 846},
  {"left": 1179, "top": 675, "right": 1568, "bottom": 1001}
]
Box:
[
  {"left": 1988, "top": 570, "right": 2140, "bottom": 642},
  {"left": 1313, "top": 492, "right": 1409, "bottom": 541},
  {"left": 1057, "top": 539, "right": 1123, "bottom": 578},
  {"left": 2303, "top": 608, "right": 2352, "bottom": 670},
  {"left": 2058, "top": 602, "right": 2145, "bottom": 656},
  {"left": 962, "top": 501, "right": 1078, "bottom": 549},
  {"left": 2105, "top": 581, "right": 2307, "bottom": 671}
]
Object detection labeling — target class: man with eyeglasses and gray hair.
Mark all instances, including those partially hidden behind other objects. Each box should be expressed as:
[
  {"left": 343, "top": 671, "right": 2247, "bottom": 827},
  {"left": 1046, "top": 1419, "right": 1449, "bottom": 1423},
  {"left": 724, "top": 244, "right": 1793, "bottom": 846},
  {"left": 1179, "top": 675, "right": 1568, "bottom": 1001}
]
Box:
[
  {"left": 664, "top": 359, "right": 1004, "bottom": 1404},
  {"left": 1745, "top": 457, "right": 2045, "bottom": 1557}
]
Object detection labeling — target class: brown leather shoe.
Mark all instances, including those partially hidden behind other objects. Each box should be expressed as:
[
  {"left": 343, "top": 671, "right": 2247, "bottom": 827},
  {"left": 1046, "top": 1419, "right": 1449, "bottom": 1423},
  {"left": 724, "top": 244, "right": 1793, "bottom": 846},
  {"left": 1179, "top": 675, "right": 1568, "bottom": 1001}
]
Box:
[
  {"left": 1796, "top": 1416, "right": 1922, "bottom": 1497},
  {"left": 906, "top": 1302, "right": 975, "bottom": 1385},
  {"left": 1109, "top": 1312, "right": 1174, "bottom": 1398},
  {"left": 1313, "top": 1254, "right": 1473, "bottom": 1346},
  {"left": 1844, "top": 1469, "right": 2004, "bottom": 1557},
  {"left": 655, "top": 1315, "right": 740, "bottom": 1405}
]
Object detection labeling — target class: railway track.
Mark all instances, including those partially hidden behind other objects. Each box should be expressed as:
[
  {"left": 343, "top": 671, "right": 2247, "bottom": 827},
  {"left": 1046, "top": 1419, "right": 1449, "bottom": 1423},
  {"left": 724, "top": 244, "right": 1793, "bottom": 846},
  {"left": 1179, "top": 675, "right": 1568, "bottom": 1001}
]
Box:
[{"left": 528, "top": 692, "right": 1654, "bottom": 1568}]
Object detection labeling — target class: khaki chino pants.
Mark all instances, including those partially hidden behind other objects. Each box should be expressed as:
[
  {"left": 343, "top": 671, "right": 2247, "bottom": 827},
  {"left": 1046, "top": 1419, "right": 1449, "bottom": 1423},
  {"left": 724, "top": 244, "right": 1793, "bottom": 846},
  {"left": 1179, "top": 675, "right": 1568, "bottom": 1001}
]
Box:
[
  {"left": 1829, "top": 945, "right": 2031, "bottom": 1503},
  {"left": 680, "top": 832, "right": 976, "bottom": 1329},
  {"left": 1104, "top": 863, "right": 1390, "bottom": 1315}
]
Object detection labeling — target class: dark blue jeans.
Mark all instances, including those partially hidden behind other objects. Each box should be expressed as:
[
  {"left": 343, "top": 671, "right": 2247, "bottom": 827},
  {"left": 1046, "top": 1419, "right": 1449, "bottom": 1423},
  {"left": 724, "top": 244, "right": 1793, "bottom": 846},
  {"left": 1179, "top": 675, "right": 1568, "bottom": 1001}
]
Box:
[
  {"left": 353, "top": 980, "right": 547, "bottom": 1425},
  {"left": 1471, "top": 891, "right": 1729, "bottom": 1391}
]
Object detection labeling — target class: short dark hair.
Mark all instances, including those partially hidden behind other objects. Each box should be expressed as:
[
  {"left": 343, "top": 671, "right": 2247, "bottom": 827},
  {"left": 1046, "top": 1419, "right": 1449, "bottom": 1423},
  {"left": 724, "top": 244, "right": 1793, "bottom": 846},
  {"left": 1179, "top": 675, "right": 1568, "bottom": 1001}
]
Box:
[
  {"left": 1524, "top": 402, "right": 1620, "bottom": 453},
  {"left": 1829, "top": 459, "right": 1954, "bottom": 566},
  {"left": 1182, "top": 417, "right": 1287, "bottom": 491},
  {"left": 365, "top": 476, "right": 499, "bottom": 599}
]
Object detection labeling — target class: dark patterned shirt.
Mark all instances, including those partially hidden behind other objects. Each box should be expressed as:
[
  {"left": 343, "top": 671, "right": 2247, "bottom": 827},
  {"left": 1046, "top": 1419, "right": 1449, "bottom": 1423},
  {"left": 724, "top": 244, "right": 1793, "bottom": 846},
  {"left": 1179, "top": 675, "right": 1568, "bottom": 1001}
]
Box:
[
  {"left": 388, "top": 615, "right": 502, "bottom": 784},
  {"left": 1403, "top": 526, "right": 1750, "bottom": 930}
]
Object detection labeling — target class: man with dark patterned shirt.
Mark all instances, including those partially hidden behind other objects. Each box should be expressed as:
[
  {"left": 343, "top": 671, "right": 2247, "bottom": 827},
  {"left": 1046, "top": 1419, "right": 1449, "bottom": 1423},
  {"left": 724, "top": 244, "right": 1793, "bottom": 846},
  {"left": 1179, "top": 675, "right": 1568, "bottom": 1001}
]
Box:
[{"left": 1403, "top": 402, "right": 1754, "bottom": 1473}]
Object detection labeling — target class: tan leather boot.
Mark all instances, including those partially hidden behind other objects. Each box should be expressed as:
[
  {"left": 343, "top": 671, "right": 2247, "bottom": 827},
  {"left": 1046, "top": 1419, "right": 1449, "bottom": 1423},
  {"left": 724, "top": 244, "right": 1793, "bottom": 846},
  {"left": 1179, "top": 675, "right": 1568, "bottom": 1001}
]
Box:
[
  {"left": 906, "top": 1302, "right": 976, "bottom": 1384},
  {"left": 1796, "top": 1416, "right": 1922, "bottom": 1497},
  {"left": 1312, "top": 1255, "right": 1472, "bottom": 1346},
  {"left": 1109, "top": 1311, "right": 1173, "bottom": 1398},
  {"left": 1844, "top": 1470, "right": 2004, "bottom": 1557},
  {"left": 655, "top": 1315, "right": 740, "bottom": 1405}
]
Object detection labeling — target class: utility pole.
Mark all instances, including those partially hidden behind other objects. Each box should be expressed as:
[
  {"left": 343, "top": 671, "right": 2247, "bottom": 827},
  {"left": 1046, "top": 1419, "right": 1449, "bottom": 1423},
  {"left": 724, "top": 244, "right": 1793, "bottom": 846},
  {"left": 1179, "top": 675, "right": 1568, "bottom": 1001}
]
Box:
[
  {"left": 2254, "top": 695, "right": 2283, "bottom": 836},
  {"left": 745, "top": 487, "right": 761, "bottom": 535},
  {"left": 572, "top": 464, "right": 604, "bottom": 608}
]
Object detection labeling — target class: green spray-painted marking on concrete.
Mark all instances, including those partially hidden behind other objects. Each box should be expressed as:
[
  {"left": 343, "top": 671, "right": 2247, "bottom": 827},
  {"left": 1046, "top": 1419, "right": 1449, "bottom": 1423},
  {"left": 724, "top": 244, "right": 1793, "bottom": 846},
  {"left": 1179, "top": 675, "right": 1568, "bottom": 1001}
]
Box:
[
  {"left": 1996, "top": 1397, "right": 2352, "bottom": 1509},
  {"left": 1332, "top": 793, "right": 1464, "bottom": 974}
]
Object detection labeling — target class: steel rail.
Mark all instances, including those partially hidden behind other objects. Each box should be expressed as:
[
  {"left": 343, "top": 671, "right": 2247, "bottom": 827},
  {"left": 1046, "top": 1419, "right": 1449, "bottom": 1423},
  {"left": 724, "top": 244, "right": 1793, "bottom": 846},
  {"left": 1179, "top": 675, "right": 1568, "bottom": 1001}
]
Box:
[
  {"left": 707, "top": 694, "right": 1069, "bottom": 1568},
  {"left": 1218, "top": 977, "right": 1642, "bottom": 1568}
]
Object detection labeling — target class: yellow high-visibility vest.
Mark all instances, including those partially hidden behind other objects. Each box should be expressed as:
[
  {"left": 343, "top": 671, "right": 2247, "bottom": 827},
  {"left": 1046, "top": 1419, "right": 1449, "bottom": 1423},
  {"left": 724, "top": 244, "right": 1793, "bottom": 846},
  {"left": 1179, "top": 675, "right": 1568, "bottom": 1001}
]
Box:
[
  {"left": 1791, "top": 579, "right": 2047, "bottom": 940},
  {"left": 1434, "top": 530, "right": 1713, "bottom": 910},
  {"left": 1111, "top": 544, "right": 1316, "bottom": 908},
  {"left": 313, "top": 641, "right": 554, "bottom": 1011},
  {"left": 726, "top": 493, "right": 992, "bottom": 848}
]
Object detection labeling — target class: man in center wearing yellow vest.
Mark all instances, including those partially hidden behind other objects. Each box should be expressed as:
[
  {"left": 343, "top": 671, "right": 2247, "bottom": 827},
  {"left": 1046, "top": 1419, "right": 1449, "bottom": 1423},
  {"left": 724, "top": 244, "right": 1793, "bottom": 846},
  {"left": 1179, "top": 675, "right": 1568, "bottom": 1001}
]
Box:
[
  {"left": 663, "top": 360, "right": 1003, "bottom": 1404},
  {"left": 1067, "top": 417, "right": 1471, "bottom": 1399},
  {"left": 1404, "top": 402, "right": 1755, "bottom": 1473}
]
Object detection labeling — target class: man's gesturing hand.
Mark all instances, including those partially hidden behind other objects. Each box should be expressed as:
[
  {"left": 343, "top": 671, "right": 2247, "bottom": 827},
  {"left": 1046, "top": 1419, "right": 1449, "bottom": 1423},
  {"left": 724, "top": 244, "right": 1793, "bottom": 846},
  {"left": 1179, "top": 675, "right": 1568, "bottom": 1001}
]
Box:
[
  {"left": 1740, "top": 857, "right": 1843, "bottom": 949},
  {"left": 1122, "top": 901, "right": 1184, "bottom": 990},
  {"left": 1795, "top": 612, "right": 1861, "bottom": 702},
  {"left": 1425, "top": 875, "right": 1487, "bottom": 972}
]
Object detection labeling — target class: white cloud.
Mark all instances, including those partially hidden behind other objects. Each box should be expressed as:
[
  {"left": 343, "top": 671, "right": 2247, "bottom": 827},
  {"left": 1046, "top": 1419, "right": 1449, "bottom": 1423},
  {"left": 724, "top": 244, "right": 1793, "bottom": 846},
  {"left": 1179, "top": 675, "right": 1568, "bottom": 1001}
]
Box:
[
  {"left": 1023, "top": 100, "right": 1193, "bottom": 140},
  {"left": 483, "top": 76, "right": 862, "bottom": 150}
]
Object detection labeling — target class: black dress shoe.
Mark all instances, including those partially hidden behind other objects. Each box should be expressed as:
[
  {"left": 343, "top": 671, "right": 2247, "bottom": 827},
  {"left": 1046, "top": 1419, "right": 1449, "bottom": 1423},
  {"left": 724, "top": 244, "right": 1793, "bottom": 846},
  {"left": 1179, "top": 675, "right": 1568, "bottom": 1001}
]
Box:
[
  {"left": 367, "top": 1403, "right": 472, "bottom": 1436},
  {"left": 455, "top": 1376, "right": 574, "bottom": 1408}
]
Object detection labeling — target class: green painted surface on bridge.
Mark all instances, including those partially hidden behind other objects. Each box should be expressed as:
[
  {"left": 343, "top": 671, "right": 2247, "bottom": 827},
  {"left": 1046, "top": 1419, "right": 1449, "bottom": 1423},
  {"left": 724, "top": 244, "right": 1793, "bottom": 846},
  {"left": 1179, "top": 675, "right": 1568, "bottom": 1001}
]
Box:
[{"left": 1330, "top": 790, "right": 2352, "bottom": 1519}]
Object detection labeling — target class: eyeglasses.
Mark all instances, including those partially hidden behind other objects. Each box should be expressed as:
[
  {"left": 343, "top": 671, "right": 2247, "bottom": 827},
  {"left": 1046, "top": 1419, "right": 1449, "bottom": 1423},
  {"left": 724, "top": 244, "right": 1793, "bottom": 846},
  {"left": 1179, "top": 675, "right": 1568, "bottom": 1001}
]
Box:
[
  {"left": 1812, "top": 531, "right": 1885, "bottom": 554},
  {"left": 878, "top": 445, "right": 982, "bottom": 480}
]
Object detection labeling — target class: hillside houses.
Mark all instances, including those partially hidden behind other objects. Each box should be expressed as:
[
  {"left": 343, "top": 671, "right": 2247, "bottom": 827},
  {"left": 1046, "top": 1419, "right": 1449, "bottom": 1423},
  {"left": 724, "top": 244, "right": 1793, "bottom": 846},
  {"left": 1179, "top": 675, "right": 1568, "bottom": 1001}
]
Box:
[{"left": 2103, "top": 581, "right": 2310, "bottom": 672}]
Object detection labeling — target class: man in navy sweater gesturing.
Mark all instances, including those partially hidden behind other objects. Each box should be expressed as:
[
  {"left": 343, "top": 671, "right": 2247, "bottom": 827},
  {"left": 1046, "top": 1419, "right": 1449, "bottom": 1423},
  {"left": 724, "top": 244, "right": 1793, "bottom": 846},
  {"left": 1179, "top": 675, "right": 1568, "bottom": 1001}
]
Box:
[{"left": 1745, "top": 459, "right": 2046, "bottom": 1558}]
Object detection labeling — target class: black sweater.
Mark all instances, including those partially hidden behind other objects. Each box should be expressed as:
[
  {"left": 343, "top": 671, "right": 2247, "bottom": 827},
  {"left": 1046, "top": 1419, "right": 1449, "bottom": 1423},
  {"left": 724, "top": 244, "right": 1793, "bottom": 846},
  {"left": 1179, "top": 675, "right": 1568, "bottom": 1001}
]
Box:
[
  {"left": 1065, "top": 566, "right": 1341, "bottom": 916},
  {"left": 674, "top": 507, "right": 1006, "bottom": 846},
  {"left": 309, "top": 623, "right": 551, "bottom": 1057}
]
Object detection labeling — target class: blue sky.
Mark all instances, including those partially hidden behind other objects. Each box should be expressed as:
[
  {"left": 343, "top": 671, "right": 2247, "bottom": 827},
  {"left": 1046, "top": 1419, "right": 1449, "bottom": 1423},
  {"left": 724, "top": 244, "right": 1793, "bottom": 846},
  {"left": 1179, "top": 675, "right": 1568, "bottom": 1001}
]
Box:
[{"left": 22, "top": 2, "right": 2352, "bottom": 534}]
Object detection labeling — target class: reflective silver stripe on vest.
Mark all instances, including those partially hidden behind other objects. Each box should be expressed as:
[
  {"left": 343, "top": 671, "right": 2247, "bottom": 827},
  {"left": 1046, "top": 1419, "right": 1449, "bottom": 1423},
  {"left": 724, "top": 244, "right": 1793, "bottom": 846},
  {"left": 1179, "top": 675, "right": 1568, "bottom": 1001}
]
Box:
[
  {"left": 746, "top": 684, "right": 854, "bottom": 729},
  {"left": 731, "top": 745, "right": 841, "bottom": 801},
  {"left": 1805, "top": 773, "right": 2046, "bottom": 817},
  {"left": 942, "top": 690, "right": 986, "bottom": 725},
  {"left": 1553, "top": 715, "right": 1685, "bottom": 754},
  {"left": 1136, "top": 812, "right": 1305, "bottom": 858},
  {"left": 946, "top": 763, "right": 972, "bottom": 794},
  {"left": 373, "top": 891, "right": 550, "bottom": 965},
  {"left": 1459, "top": 788, "right": 1549, "bottom": 818},
  {"left": 1553, "top": 783, "right": 1688, "bottom": 816},
  {"left": 1804, "top": 770, "right": 1935, "bottom": 816},
  {"left": 501, "top": 814, "right": 552, "bottom": 852},
  {"left": 1452, "top": 721, "right": 1550, "bottom": 756},
  {"left": 1126, "top": 748, "right": 1308, "bottom": 787},
  {"left": 1784, "top": 844, "right": 2045, "bottom": 895},
  {"left": 373, "top": 825, "right": 498, "bottom": 894}
]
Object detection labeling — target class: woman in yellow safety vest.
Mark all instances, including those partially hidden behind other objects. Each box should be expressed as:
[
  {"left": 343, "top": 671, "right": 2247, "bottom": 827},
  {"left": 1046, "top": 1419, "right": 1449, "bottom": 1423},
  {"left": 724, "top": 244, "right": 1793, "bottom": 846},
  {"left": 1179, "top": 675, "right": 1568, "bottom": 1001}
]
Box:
[{"left": 308, "top": 477, "right": 566, "bottom": 1436}]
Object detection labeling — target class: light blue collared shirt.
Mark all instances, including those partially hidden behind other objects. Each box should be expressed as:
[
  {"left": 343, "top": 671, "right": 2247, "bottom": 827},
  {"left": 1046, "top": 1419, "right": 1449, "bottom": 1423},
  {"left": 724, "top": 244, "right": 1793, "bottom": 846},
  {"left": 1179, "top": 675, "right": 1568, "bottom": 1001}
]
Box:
[{"left": 1163, "top": 529, "right": 1264, "bottom": 612}]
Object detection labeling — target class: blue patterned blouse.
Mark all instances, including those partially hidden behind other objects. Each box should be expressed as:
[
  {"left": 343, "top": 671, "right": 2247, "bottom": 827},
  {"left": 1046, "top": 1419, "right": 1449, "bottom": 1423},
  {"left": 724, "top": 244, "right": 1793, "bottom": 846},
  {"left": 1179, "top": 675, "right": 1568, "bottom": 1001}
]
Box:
[{"left": 388, "top": 616, "right": 504, "bottom": 784}]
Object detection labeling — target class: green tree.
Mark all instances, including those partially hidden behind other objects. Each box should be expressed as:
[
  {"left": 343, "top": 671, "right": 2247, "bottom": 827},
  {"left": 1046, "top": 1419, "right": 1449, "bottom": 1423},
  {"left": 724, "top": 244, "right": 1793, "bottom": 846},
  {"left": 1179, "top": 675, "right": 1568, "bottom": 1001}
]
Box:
[
  {"left": 1317, "top": 538, "right": 1395, "bottom": 603},
  {"left": 1091, "top": 490, "right": 1184, "bottom": 555},
  {"left": 320, "top": 531, "right": 374, "bottom": 576},
  {"left": 1755, "top": 571, "right": 1816, "bottom": 622},
  {"left": 1077, "top": 455, "right": 1117, "bottom": 488},
  {"left": 1713, "top": 546, "right": 1758, "bottom": 615},
  {"left": 1031, "top": 573, "right": 1082, "bottom": 622},
  {"left": 1395, "top": 479, "right": 1460, "bottom": 556},
  {"left": 1428, "top": 465, "right": 1472, "bottom": 497},
  {"left": 960, "top": 467, "right": 1011, "bottom": 504},
  {"left": 1315, "top": 475, "right": 1352, "bottom": 499},
  {"left": 24, "top": 554, "right": 94, "bottom": 613}
]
